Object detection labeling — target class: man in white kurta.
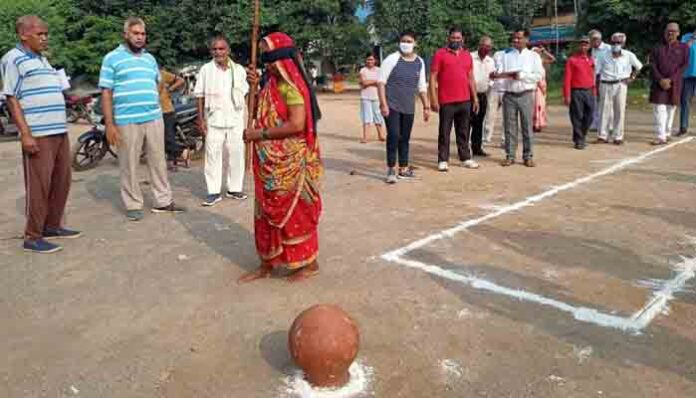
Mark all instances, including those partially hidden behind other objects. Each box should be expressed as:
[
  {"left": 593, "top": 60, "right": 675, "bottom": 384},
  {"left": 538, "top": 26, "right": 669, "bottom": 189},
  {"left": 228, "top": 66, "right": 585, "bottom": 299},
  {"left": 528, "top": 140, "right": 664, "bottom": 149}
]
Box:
[{"left": 195, "top": 37, "right": 249, "bottom": 206}]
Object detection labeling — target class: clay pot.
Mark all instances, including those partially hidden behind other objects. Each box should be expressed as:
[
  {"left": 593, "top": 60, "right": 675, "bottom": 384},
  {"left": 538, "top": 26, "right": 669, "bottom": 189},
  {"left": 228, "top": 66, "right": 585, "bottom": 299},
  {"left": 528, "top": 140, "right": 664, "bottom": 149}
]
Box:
[{"left": 288, "top": 304, "right": 360, "bottom": 388}]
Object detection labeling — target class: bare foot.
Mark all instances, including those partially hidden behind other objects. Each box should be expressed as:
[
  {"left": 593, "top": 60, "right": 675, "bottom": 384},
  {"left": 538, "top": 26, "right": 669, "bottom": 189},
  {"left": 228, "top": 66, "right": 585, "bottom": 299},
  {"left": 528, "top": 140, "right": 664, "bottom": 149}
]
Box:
[
  {"left": 238, "top": 263, "right": 273, "bottom": 284},
  {"left": 286, "top": 261, "right": 319, "bottom": 283},
  {"left": 378, "top": 136, "right": 386, "bottom": 142},
  {"left": 360, "top": 138, "right": 368, "bottom": 144}
]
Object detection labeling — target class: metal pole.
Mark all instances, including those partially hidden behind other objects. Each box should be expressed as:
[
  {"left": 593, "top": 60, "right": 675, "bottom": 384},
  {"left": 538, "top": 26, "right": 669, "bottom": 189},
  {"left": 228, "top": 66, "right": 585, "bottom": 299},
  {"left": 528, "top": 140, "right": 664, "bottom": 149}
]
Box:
[{"left": 554, "top": 0, "right": 559, "bottom": 54}]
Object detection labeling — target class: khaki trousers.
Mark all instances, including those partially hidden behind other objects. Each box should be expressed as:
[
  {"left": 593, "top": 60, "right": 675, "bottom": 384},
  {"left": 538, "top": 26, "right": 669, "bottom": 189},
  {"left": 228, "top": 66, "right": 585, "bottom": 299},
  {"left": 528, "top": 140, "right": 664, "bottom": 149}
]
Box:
[{"left": 118, "top": 118, "right": 172, "bottom": 210}]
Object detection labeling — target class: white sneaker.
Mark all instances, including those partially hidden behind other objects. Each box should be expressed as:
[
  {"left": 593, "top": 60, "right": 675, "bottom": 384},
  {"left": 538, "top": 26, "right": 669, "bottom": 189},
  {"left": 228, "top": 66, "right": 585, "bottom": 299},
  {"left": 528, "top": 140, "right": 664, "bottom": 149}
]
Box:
[
  {"left": 462, "top": 159, "right": 480, "bottom": 169},
  {"left": 437, "top": 161, "right": 449, "bottom": 172}
]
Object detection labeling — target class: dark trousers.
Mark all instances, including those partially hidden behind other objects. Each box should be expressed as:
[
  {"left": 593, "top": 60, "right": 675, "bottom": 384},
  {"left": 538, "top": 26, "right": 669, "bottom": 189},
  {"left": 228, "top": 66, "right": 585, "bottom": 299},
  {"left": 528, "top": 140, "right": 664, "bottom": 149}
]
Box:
[
  {"left": 569, "top": 89, "right": 595, "bottom": 144},
  {"left": 163, "top": 112, "right": 179, "bottom": 160},
  {"left": 438, "top": 101, "right": 472, "bottom": 162},
  {"left": 470, "top": 93, "right": 488, "bottom": 153},
  {"left": 22, "top": 134, "right": 71, "bottom": 240},
  {"left": 385, "top": 109, "right": 415, "bottom": 168},
  {"left": 680, "top": 77, "right": 696, "bottom": 131}
]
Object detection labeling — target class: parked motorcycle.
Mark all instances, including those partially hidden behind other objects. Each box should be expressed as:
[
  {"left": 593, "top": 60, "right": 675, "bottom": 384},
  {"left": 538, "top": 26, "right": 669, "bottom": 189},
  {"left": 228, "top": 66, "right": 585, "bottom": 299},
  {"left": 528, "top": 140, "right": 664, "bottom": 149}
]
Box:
[
  {"left": 72, "top": 94, "right": 203, "bottom": 171},
  {"left": 0, "top": 98, "right": 19, "bottom": 141},
  {"left": 65, "top": 94, "right": 95, "bottom": 124}
]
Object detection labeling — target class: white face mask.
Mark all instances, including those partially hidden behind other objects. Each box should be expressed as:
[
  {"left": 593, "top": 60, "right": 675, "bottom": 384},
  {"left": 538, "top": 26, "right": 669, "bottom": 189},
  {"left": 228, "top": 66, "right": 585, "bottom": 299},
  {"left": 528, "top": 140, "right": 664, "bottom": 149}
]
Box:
[
  {"left": 611, "top": 44, "right": 622, "bottom": 54},
  {"left": 399, "top": 42, "right": 415, "bottom": 55}
]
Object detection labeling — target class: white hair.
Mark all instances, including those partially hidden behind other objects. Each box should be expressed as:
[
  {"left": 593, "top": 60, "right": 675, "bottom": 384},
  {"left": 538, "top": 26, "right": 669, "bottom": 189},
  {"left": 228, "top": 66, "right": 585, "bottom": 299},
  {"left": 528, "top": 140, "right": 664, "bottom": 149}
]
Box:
[
  {"left": 123, "top": 17, "right": 145, "bottom": 33},
  {"left": 588, "top": 29, "right": 602, "bottom": 39},
  {"left": 611, "top": 32, "right": 626, "bottom": 44}
]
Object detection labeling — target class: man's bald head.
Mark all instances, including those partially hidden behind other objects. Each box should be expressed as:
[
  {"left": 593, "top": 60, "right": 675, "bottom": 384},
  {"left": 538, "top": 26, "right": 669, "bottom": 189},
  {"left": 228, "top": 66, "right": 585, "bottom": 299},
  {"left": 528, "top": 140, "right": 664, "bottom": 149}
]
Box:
[{"left": 16, "top": 15, "right": 46, "bottom": 35}]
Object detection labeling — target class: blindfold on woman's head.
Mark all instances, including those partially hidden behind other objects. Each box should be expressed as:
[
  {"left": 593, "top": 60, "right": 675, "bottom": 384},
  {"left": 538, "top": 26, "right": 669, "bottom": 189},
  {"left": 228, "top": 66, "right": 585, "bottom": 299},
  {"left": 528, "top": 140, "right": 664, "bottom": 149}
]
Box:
[{"left": 260, "top": 47, "right": 298, "bottom": 64}]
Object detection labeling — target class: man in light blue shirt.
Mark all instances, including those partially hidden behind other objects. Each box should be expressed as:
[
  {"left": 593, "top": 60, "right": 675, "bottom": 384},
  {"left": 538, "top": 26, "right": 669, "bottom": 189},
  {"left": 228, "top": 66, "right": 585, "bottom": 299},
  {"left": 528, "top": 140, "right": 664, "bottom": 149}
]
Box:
[
  {"left": 678, "top": 30, "right": 696, "bottom": 136},
  {"left": 99, "top": 17, "right": 184, "bottom": 221},
  {"left": 1, "top": 15, "right": 81, "bottom": 253}
]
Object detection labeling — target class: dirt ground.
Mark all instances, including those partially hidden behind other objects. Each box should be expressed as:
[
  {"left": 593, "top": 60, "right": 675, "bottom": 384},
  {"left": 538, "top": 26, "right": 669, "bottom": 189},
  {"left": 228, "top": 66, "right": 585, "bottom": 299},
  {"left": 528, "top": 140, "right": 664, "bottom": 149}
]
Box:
[{"left": 2, "top": 93, "right": 696, "bottom": 397}]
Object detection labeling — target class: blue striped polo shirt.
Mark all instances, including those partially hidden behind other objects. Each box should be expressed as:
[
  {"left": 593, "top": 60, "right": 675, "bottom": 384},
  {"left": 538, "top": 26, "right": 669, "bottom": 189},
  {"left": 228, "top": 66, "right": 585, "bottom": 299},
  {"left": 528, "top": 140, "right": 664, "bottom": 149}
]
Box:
[
  {"left": 98, "top": 45, "right": 162, "bottom": 125},
  {"left": 0, "top": 45, "right": 67, "bottom": 137}
]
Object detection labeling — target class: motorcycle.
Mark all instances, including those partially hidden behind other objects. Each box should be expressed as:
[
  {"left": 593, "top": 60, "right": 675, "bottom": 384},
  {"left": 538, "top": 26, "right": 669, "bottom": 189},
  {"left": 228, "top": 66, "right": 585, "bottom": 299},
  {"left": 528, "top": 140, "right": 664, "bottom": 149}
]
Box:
[
  {"left": 0, "top": 97, "right": 19, "bottom": 141},
  {"left": 72, "top": 93, "right": 203, "bottom": 171},
  {"left": 65, "top": 93, "right": 96, "bottom": 124}
]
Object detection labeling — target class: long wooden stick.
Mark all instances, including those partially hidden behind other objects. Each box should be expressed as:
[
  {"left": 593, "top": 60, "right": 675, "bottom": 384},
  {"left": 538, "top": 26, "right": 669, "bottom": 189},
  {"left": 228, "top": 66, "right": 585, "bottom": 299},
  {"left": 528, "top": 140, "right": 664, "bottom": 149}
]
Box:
[{"left": 245, "top": 0, "right": 261, "bottom": 176}]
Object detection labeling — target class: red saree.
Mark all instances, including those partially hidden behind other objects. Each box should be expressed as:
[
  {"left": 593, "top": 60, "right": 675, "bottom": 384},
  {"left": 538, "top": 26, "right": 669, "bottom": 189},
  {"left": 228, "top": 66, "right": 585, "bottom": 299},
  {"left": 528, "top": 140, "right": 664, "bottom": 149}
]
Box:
[{"left": 253, "top": 33, "right": 323, "bottom": 270}]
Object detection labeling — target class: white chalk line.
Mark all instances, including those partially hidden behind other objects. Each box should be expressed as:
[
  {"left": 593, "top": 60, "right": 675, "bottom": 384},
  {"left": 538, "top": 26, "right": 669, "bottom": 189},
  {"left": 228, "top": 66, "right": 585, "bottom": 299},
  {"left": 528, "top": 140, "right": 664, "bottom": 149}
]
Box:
[
  {"left": 382, "top": 137, "right": 694, "bottom": 261},
  {"left": 381, "top": 137, "right": 696, "bottom": 332},
  {"left": 389, "top": 255, "right": 696, "bottom": 332}
]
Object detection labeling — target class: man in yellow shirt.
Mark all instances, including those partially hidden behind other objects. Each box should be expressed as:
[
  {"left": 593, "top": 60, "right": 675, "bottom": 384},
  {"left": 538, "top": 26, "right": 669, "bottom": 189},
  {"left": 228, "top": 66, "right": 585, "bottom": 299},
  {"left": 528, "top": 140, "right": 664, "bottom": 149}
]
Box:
[{"left": 158, "top": 68, "right": 184, "bottom": 171}]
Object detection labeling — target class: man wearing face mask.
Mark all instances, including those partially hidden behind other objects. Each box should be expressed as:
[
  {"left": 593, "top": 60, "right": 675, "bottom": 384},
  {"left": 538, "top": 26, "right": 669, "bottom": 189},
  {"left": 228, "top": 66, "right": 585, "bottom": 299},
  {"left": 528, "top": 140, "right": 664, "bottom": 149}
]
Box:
[
  {"left": 494, "top": 29, "right": 544, "bottom": 167},
  {"left": 378, "top": 32, "right": 429, "bottom": 183},
  {"left": 650, "top": 22, "right": 689, "bottom": 145},
  {"left": 100, "top": 17, "right": 185, "bottom": 221},
  {"left": 470, "top": 35, "right": 495, "bottom": 158},
  {"left": 430, "top": 26, "right": 479, "bottom": 172},
  {"left": 194, "top": 36, "right": 249, "bottom": 207},
  {"left": 595, "top": 33, "right": 643, "bottom": 145},
  {"left": 589, "top": 30, "right": 611, "bottom": 131}
]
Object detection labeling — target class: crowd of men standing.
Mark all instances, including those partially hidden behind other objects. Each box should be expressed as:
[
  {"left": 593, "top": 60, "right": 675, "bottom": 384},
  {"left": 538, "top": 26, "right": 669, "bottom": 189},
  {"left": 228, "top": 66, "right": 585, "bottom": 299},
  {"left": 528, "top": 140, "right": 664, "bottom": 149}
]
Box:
[
  {"left": 3, "top": 13, "right": 696, "bottom": 252},
  {"left": 368, "top": 23, "right": 696, "bottom": 183}
]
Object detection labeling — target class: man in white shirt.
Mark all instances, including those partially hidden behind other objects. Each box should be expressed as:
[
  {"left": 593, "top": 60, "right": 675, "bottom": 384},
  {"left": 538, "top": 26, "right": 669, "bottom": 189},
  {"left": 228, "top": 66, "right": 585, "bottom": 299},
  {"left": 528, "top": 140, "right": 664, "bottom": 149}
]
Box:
[
  {"left": 195, "top": 36, "right": 250, "bottom": 206},
  {"left": 495, "top": 29, "right": 544, "bottom": 167},
  {"left": 589, "top": 29, "right": 611, "bottom": 130},
  {"left": 470, "top": 35, "right": 496, "bottom": 157},
  {"left": 484, "top": 42, "right": 511, "bottom": 146},
  {"left": 595, "top": 32, "right": 643, "bottom": 144}
]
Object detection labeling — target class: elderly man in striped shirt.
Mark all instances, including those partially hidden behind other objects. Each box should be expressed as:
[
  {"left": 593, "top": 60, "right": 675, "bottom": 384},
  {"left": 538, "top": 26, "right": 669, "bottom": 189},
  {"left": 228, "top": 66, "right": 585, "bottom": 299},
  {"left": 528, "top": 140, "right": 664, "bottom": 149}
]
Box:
[
  {"left": 1, "top": 15, "right": 81, "bottom": 253},
  {"left": 99, "top": 17, "right": 184, "bottom": 221}
]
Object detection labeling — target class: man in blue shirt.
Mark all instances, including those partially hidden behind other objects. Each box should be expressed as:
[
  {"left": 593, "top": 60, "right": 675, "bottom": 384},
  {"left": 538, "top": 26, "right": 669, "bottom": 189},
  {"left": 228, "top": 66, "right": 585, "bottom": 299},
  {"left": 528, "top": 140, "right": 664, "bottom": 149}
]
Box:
[
  {"left": 1, "top": 15, "right": 81, "bottom": 253},
  {"left": 99, "top": 17, "right": 184, "bottom": 221},
  {"left": 678, "top": 30, "right": 696, "bottom": 136}
]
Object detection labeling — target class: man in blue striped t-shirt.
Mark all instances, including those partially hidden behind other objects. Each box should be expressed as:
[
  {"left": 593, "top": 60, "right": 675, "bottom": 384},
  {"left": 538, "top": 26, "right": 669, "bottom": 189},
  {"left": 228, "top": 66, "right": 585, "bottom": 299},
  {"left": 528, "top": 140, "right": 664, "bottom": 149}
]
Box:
[
  {"left": 99, "top": 17, "right": 184, "bottom": 221},
  {"left": 1, "top": 15, "right": 81, "bottom": 254}
]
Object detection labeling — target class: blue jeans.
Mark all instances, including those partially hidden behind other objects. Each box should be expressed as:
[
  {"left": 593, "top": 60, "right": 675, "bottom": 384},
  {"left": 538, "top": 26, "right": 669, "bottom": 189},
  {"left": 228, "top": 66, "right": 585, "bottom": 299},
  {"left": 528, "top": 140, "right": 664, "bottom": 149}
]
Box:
[{"left": 680, "top": 77, "right": 696, "bottom": 131}]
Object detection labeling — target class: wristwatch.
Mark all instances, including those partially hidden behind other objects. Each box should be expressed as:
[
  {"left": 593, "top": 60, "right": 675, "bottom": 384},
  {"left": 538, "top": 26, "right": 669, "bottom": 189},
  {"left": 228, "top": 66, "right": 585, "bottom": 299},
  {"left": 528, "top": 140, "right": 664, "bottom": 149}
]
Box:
[{"left": 261, "top": 128, "right": 270, "bottom": 140}]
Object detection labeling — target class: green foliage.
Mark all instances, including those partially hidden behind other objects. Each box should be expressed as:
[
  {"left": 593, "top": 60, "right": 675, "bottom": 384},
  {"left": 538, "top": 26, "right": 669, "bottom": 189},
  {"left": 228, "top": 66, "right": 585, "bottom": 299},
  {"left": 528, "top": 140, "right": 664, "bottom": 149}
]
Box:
[
  {"left": 0, "top": 0, "right": 72, "bottom": 68},
  {"left": 578, "top": 0, "right": 696, "bottom": 59},
  {"left": 1, "top": 0, "right": 370, "bottom": 78},
  {"left": 369, "top": 0, "right": 507, "bottom": 56}
]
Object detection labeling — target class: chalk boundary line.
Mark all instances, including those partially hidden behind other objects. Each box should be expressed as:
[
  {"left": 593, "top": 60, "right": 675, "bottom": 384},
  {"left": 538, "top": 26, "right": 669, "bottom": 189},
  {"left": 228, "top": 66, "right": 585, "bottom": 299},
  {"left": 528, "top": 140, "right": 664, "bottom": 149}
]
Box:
[{"left": 382, "top": 137, "right": 696, "bottom": 333}]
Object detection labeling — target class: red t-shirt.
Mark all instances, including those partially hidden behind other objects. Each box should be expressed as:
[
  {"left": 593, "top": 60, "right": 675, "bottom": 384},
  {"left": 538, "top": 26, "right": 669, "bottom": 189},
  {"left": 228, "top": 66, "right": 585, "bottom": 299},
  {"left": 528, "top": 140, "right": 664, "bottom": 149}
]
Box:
[{"left": 431, "top": 48, "right": 473, "bottom": 104}]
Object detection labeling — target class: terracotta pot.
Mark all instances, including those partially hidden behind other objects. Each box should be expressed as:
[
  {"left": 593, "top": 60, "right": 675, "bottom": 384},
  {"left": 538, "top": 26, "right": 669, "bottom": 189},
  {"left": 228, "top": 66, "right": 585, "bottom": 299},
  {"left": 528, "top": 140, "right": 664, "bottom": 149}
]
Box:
[{"left": 288, "top": 304, "right": 360, "bottom": 388}]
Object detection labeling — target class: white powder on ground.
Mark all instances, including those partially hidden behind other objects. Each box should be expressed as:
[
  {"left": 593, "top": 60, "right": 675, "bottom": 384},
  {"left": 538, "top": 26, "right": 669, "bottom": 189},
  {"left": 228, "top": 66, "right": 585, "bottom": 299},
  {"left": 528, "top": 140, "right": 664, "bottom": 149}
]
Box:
[{"left": 279, "top": 361, "right": 374, "bottom": 398}]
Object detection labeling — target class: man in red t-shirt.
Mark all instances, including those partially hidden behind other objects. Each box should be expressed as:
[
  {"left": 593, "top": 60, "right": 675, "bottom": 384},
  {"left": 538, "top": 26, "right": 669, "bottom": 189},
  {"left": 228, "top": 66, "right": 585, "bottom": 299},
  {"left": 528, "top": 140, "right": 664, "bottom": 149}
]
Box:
[
  {"left": 563, "top": 36, "right": 596, "bottom": 149},
  {"left": 429, "top": 26, "right": 480, "bottom": 171}
]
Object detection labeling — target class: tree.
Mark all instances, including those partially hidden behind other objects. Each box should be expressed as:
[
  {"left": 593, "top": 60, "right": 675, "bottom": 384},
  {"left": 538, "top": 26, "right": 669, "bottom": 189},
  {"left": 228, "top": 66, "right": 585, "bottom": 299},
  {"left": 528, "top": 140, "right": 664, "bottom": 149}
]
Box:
[
  {"left": 578, "top": 0, "right": 696, "bottom": 59},
  {"left": 369, "top": 0, "right": 507, "bottom": 56},
  {"left": 0, "top": 0, "right": 72, "bottom": 69}
]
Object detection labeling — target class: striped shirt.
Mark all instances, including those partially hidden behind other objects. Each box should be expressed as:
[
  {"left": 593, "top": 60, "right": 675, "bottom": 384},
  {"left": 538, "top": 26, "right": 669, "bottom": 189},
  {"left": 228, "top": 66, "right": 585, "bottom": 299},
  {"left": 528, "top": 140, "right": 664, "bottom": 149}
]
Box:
[
  {"left": 0, "top": 45, "right": 67, "bottom": 137},
  {"left": 98, "top": 45, "right": 161, "bottom": 125},
  {"left": 379, "top": 52, "right": 426, "bottom": 114}
]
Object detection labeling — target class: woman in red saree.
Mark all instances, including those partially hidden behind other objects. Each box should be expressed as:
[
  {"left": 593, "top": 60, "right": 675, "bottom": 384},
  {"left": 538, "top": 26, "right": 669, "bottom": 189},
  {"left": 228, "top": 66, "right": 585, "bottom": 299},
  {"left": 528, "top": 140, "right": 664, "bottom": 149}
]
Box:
[{"left": 239, "top": 32, "right": 323, "bottom": 283}]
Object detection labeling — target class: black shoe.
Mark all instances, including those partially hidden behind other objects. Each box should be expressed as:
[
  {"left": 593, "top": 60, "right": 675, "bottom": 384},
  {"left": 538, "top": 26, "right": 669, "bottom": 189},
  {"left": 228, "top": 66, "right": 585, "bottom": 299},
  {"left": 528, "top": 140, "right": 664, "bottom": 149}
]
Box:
[
  {"left": 226, "top": 191, "right": 248, "bottom": 200},
  {"left": 574, "top": 142, "right": 586, "bottom": 150},
  {"left": 152, "top": 202, "right": 186, "bottom": 213},
  {"left": 43, "top": 227, "right": 82, "bottom": 240},
  {"left": 473, "top": 149, "right": 489, "bottom": 157},
  {"left": 675, "top": 128, "right": 688, "bottom": 137}
]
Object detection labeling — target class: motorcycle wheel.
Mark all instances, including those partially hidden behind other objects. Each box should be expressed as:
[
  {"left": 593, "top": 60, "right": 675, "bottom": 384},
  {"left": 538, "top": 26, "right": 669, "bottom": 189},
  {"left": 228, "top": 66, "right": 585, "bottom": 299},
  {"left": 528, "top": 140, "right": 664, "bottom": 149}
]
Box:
[
  {"left": 67, "top": 108, "right": 80, "bottom": 123},
  {"left": 72, "top": 137, "right": 107, "bottom": 171}
]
